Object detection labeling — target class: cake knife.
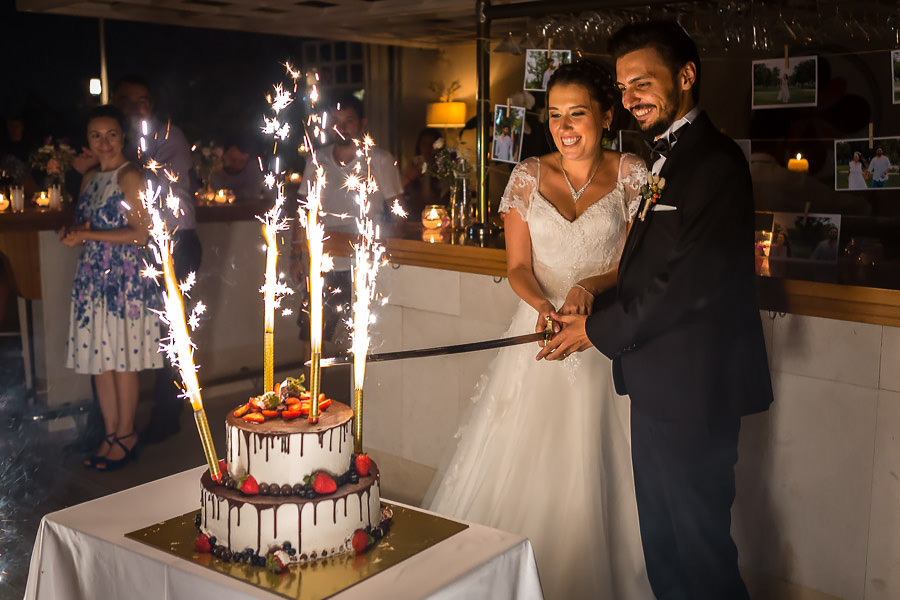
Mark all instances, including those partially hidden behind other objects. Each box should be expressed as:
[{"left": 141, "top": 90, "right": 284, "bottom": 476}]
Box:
[{"left": 311, "top": 318, "right": 554, "bottom": 368}]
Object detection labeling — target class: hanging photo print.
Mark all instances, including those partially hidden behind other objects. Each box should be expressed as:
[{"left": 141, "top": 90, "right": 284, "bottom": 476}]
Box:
[
  {"left": 751, "top": 55, "right": 818, "bottom": 109},
  {"left": 492, "top": 104, "right": 526, "bottom": 164},
  {"left": 834, "top": 137, "right": 900, "bottom": 190},
  {"left": 523, "top": 49, "right": 572, "bottom": 92}
]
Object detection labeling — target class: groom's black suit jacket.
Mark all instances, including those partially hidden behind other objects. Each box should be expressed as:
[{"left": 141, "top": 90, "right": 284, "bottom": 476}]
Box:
[{"left": 586, "top": 112, "right": 773, "bottom": 423}]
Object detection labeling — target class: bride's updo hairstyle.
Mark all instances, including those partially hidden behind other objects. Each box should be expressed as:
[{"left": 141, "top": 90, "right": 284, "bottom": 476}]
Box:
[{"left": 545, "top": 59, "right": 621, "bottom": 128}]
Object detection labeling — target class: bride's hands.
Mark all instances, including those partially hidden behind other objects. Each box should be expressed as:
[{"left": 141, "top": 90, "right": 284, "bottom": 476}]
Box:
[
  {"left": 558, "top": 285, "right": 593, "bottom": 316},
  {"left": 535, "top": 302, "right": 558, "bottom": 347}
]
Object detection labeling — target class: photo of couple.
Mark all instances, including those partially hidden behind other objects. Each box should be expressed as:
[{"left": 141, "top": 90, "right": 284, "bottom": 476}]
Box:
[
  {"left": 426, "top": 20, "right": 772, "bottom": 600},
  {"left": 835, "top": 138, "right": 899, "bottom": 190}
]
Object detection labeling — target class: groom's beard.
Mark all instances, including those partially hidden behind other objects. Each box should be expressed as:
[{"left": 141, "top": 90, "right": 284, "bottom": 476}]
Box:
[
  {"left": 635, "top": 101, "right": 678, "bottom": 139},
  {"left": 634, "top": 83, "right": 680, "bottom": 139}
]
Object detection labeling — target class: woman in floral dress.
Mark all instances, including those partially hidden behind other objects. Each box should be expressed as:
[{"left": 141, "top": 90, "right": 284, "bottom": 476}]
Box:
[{"left": 62, "top": 105, "right": 162, "bottom": 471}]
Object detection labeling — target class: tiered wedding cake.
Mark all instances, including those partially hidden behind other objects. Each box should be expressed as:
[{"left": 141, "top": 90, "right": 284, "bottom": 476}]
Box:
[{"left": 196, "top": 378, "right": 384, "bottom": 566}]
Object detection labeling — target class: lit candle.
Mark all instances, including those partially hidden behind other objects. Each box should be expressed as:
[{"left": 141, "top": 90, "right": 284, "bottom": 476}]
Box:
[
  {"left": 35, "top": 192, "right": 50, "bottom": 207},
  {"left": 0, "top": 194, "right": 8, "bottom": 211},
  {"left": 787, "top": 153, "right": 809, "bottom": 173},
  {"left": 421, "top": 205, "right": 448, "bottom": 230},
  {"left": 215, "top": 189, "right": 227, "bottom": 204},
  {"left": 289, "top": 172, "right": 301, "bottom": 183}
]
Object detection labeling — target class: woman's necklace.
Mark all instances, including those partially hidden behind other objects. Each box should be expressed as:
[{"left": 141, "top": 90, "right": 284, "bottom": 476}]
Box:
[{"left": 559, "top": 156, "right": 601, "bottom": 203}]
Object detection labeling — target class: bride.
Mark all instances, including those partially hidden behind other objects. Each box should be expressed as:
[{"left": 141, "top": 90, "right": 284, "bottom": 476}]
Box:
[{"left": 425, "top": 60, "right": 652, "bottom": 599}]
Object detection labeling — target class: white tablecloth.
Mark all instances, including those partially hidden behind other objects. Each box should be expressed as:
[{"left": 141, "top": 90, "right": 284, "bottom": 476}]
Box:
[{"left": 24, "top": 466, "right": 543, "bottom": 600}]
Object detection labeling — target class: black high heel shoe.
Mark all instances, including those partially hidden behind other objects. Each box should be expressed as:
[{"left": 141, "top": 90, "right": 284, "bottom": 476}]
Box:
[
  {"left": 83, "top": 433, "right": 116, "bottom": 469},
  {"left": 95, "top": 431, "right": 140, "bottom": 472}
]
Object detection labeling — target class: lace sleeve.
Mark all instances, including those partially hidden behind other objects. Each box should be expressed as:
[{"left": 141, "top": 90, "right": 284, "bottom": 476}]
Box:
[
  {"left": 498, "top": 158, "right": 539, "bottom": 223},
  {"left": 619, "top": 153, "right": 649, "bottom": 223}
]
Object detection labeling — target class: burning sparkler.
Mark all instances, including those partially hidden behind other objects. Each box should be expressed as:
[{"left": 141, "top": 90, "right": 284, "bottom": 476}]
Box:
[
  {"left": 258, "top": 80, "right": 297, "bottom": 392},
  {"left": 136, "top": 119, "right": 219, "bottom": 482},
  {"left": 345, "top": 135, "right": 395, "bottom": 452},
  {"left": 140, "top": 181, "right": 220, "bottom": 483}
]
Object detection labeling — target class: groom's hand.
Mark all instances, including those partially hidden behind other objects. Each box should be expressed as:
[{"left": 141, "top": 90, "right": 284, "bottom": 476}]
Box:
[{"left": 535, "top": 312, "right": 593, "bottom": 361}]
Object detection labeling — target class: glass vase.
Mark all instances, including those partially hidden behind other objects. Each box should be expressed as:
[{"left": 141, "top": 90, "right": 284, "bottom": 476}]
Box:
[{"left": 450, "top": 174, "right": 470, "bottom": 230}]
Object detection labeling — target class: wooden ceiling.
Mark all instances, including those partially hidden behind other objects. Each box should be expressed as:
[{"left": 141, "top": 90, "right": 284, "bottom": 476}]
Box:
[{"left": 15, "top": 0, "right": 516, "bottom": 48}]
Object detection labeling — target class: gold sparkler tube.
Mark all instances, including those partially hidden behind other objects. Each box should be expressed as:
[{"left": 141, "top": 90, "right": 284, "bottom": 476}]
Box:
[
  {"left": 309, "top": 351, "right": 321, "bottom": 423},
  {"left": 193, "top": 407, "right": 221, "bottom": 482},
  {"left": 262, "top": 222, "right": 279, "bottom": 393},
  {"left": 264, "top": 329, "right": 274, "bottom": 392},
  {"left": 353, "top": 388, "right": 363, "bottom": 453}
]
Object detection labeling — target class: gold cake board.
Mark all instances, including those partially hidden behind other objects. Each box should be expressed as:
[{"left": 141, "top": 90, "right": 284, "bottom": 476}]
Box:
[{"left": 126, "top": 502, "right": 468, "bottom": 599}]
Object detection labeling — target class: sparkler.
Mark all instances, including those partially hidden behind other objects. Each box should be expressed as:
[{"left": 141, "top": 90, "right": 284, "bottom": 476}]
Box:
[
  {"left": 289, "top": 68, "right": 331, "bottom": 425},
  {"left": 258, "top": 81, "right": 297, "bottom": 393},
  {"left": 345, "top": 136, "right": 390, "bottom": 452},
  {"left": 140, "top": 181, "right": 220, "bottom": 483},
  {"left": 300, "top": 159, "right": 328, "bottom": 424}
]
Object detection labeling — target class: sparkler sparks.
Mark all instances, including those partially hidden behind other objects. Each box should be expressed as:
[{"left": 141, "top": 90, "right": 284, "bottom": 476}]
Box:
[
  {"left": 136, "top": 115, "right": 219, "bottom": 481},
  {"left": 390, "top": 198, "right": 408, "bottom": 218},
  {"left": 139, "top": 178, "right": 220, "bottom": 482}
]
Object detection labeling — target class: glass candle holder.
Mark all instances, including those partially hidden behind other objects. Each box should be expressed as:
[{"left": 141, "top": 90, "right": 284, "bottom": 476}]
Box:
[{"left": 421, "top": 204, "right": 449, "bottom": 230}]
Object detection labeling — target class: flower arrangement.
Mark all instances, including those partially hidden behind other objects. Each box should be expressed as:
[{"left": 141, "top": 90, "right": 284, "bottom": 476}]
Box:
[
  {"left": 191, "top": 141, "right": 224, "bottom": 186},
  {"left": 427, "top": 138, "right": 472, "bottom": 189},
  {"left": 638, "top": 173, "right": 666, "bottom": 221},
  {"left": 29, "top": 138, "right": 76, "bottom": 187}
]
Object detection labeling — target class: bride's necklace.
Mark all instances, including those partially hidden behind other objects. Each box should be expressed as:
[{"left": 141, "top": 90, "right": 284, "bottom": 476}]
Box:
[{"left": 559, "top": 156, "right": 601, "bottom": 203}]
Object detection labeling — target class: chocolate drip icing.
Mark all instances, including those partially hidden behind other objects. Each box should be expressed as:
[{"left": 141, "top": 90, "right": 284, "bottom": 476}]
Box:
[{"left": 297, "top": 503, "right": 303, "bottom": 554}]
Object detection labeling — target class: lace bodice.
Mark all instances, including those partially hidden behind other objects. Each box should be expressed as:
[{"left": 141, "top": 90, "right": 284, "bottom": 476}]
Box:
[{"left": 499, "top": 153, "right": 648, "bottom": 307}]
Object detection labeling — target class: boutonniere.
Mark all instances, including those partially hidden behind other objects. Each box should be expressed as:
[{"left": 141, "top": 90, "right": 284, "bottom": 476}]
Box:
[{"left": 638, "top": 174, "right": 666, "bottom": 222}]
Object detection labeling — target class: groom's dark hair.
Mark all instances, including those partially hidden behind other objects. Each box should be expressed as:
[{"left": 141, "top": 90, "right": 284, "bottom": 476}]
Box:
[{"left": 608, "top": 21, "right": 701, "bottom": 102}]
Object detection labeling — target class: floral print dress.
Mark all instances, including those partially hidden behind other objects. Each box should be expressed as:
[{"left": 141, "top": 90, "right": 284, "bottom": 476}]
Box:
[{"left": 65, "top": 163, "right": 163, "bottom": 374}]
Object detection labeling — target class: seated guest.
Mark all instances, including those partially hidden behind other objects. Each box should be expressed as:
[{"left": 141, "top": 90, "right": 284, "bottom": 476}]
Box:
[{"left": 209, "top": 133, "right": 264, "bottom": 202}]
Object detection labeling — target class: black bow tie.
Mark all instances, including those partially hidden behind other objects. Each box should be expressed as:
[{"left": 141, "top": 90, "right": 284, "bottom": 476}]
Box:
[{"left": 647, "top": 131, "right": 678, "bottom": 161}]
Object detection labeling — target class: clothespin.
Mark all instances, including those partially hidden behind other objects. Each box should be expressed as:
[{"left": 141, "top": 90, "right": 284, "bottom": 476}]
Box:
[
  {"left": 784, "top": 45, "right": 789, "bottom": 71},
  {"left": 868, "top": 123, "right": 874, "bottom": 149},
  {"left": 547, "top": 38, "right": 552, "bottom": 53},
  {"left": 506, "top": 97, "right": 511, "bottom": 112}
]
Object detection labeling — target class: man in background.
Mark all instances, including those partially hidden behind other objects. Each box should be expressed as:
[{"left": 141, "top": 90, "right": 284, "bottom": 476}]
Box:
[
  {"left": 209, "top": 132, "right": 263, "bottom": 203},
  {"left": 289, "top": 94, "right": 402, "bottom": 371}
]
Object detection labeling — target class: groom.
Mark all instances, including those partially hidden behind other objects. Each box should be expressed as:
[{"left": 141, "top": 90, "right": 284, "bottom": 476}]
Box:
[{"left": 539, "top": 21, "right": 773, "bottom": 599}]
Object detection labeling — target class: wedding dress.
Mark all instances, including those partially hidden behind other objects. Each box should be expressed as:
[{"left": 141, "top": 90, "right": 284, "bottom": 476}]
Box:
[
  {"left": 425, "top": 153, "right": 653, "bottom": 599},
  {"left": 848, "top": 160, "right": 867, "bottom": 190}
]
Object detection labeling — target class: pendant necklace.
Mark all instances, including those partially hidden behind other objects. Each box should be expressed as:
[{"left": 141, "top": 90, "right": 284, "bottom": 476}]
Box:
[{"left": 560, "top": 156, "right": 601, "bottom": 203}]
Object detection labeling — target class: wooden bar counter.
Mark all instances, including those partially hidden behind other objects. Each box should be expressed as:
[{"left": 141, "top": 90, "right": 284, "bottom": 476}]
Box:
[{"left": 326, "top": 222, "right": 900, "bottom": 328}]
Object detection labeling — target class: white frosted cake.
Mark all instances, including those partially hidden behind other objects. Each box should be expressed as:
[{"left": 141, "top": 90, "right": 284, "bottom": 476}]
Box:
[{"left": 197, "top": 381, "right": 384, "bottom": 566}]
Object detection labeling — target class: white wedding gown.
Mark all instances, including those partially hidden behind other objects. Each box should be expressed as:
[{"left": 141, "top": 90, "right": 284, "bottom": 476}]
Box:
[
  {"left": 425, "top": 153, "right": 653, "bottom": 599},
  {"left": 848, "top": 161, "right": 867, "bottom": 189}
]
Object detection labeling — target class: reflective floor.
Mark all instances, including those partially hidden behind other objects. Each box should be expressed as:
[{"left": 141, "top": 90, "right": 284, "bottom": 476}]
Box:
[{"left": 0, "top": 342, "right": 363, "bottom": 599}]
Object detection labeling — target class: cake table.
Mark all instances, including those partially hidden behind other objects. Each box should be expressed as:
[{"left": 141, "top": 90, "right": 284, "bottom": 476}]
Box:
[{"left": 24, "top": 465, "right": 542, "bottom": 600}]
